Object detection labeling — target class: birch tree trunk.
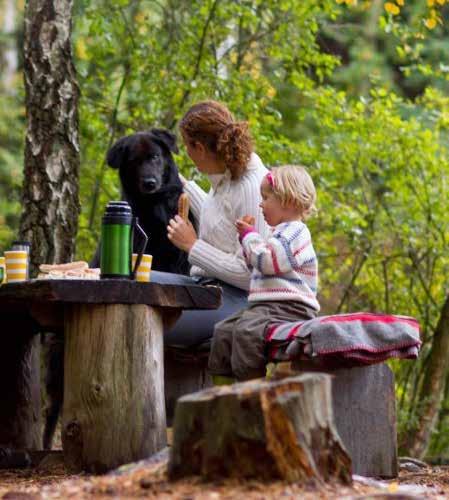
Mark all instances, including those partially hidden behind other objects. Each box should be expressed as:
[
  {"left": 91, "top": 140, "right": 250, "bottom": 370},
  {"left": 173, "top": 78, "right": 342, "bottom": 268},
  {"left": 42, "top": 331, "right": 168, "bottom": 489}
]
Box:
[{"left": 21, "top": 0, "right": 80, "bottom": 272}]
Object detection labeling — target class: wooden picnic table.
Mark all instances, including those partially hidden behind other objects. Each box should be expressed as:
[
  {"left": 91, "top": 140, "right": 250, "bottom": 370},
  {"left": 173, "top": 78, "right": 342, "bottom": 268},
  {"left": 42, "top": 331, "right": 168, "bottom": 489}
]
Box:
[{"left": 0, "top": 279, "right": 221, "bottom": 473}]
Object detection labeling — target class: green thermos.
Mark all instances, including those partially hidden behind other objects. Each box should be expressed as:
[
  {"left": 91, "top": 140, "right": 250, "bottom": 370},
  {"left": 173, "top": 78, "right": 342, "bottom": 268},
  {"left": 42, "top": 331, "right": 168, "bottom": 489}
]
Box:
[{"left": 100, "top": 201, "right": 148, "bottom": 279}]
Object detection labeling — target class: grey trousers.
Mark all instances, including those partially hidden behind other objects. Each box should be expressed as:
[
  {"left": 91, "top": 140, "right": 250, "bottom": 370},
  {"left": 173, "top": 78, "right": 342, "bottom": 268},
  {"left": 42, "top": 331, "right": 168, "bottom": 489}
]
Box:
[
  {"left": 208, "top": 300, "right": 317, "bottom": 381},
  {"left": 150, "top": 271, "right": 248, "bottom": 348}
]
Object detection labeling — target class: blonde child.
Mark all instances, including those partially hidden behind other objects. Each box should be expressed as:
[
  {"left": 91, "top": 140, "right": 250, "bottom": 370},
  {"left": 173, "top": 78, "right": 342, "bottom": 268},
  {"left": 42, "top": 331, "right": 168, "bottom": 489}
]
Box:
[{"left": 208, "top": 165, "right": 320, "bottom": 381}]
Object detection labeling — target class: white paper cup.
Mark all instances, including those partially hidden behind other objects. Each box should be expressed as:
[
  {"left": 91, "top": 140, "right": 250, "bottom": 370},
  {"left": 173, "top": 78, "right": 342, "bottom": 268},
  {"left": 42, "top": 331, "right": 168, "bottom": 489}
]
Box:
[
  {"left": 4, "top": 250, "right": 28, "bottom": 283},
  {"left": 132, "top": 253, "right": 152, "bottom": 282}
]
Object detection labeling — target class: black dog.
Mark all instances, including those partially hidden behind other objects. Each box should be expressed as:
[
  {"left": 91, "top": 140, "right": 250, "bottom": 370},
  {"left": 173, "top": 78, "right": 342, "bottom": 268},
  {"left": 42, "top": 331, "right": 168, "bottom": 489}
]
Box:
[
  {"left": 105, "top": 128, "right": 191, "bottom": 274},
  {"left": 43, "top": 128, "right": 191, "bottom": 450}
]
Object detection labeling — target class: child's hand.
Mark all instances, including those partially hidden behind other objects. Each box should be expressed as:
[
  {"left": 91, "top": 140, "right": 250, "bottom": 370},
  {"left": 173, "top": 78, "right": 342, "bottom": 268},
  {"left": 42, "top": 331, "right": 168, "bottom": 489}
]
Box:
[
  {"left": 242, "top": 215, "right": 255, "bottom": 225},
  {"left": 235, "top": 215, "right": 255, "bottom": 237}
]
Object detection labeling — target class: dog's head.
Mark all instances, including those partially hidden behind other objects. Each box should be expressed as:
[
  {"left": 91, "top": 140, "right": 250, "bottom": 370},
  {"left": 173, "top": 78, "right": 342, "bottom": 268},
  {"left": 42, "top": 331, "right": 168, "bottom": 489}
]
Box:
[{"left": 106, "top": 128, "right": 180, "bottom": 196}]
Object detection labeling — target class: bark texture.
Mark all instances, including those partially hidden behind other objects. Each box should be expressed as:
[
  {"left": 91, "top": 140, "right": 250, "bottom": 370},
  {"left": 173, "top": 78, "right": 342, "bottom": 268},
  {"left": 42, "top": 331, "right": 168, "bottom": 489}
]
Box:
[
  {"left": 62, "top": 304, "right": 167, "bottom": 473},
  {"left": 21, "top": 0, "right": 80, "bottom": 273},
  {"left": 168, "top": 373, "right": 352, "bottom": 484},
  {"left": 409, "top": 295, "right": 449, "bottom": 458}
]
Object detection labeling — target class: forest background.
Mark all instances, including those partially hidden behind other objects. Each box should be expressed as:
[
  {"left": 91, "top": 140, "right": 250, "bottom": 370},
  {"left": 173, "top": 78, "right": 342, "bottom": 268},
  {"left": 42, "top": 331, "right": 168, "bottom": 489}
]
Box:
[{"left": 0, "top": 0, "right": 449, "bottom": 460}]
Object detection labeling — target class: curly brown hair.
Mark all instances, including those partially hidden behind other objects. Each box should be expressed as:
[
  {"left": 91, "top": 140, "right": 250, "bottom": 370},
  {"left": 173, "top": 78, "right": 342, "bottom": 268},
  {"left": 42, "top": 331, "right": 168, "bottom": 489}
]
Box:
[{"left": 179, "top": 100, "right": 253, "bottom": 180}]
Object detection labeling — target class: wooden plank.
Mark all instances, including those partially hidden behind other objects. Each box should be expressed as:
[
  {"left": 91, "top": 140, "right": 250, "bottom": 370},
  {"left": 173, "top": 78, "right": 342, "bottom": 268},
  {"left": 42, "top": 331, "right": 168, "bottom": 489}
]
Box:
[{"left": 0, "top": 279, "right": 222, "bottom": 311}]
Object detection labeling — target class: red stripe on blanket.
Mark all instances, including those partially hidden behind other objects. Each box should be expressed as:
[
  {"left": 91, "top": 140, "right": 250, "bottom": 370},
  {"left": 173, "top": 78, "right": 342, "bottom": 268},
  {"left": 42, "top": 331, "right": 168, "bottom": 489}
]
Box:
[
  {"left": 265, "top": 322, "right": 305, "bottom": 342},
  {"left": 266, "top": 325, "right": 277, "bottom": 341},
  {"left": 287, "top": 323, "right": 303, "bottom": 340},
  {"left": 319, "top": 313, "right": 419, "bottom": 329}
]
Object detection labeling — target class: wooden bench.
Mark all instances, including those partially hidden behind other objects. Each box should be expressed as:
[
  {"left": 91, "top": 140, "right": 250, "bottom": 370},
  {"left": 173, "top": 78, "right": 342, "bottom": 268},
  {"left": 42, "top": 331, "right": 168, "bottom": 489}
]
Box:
[
  {"left": 0, "top": 279, "right": 221, "bottom": 473},
  {"left": 165, "top": 345, "right": 398, "bottom": 478}
]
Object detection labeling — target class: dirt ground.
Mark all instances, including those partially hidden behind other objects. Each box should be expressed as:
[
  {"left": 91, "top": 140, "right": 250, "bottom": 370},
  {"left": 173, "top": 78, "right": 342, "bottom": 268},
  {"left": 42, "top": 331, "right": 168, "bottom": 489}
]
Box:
[{"left": 0, "top": 450, "right": 449, "bottom": 500}]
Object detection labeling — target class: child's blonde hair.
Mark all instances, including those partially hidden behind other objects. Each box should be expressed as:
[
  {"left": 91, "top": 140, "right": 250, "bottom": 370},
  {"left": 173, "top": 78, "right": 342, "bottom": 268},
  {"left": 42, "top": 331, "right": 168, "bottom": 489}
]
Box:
[{"left": 268, "top": 165, "right": 317, "bottom": 219}]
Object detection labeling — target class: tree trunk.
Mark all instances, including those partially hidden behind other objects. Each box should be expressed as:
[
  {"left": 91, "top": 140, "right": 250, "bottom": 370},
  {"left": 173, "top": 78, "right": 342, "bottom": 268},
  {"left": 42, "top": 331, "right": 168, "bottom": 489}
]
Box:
[
  {"left": 168, "top": 373, "right": 352, "bottom": 484},
  {"left": 21, "top": 0, "right": 80, "bottom": 273},
  {"left": 62, "top": 304, "right": 167, "bottom": 473},
  {"left": 408, "top": 294, "right": 449, "bottom": 458}
]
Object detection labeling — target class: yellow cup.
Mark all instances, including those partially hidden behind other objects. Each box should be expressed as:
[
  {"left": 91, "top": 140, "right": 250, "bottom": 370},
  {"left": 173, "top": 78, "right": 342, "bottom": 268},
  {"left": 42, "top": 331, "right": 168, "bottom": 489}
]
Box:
[
  {"left": 4, "top": 250, "right": 28, "bottom": 283},
  {"left": 0, "top": 257, "right": 6, "bottom": 284},
  {"left": 132, "top": 253, "right": 152, "bottom": 282}
]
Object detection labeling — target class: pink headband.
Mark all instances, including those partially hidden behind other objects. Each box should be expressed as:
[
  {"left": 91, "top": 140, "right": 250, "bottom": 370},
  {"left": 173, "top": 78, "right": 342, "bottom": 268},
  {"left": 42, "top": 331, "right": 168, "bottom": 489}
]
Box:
[{"left": 266, "top": 172, "right": 276, "bottom": 188}]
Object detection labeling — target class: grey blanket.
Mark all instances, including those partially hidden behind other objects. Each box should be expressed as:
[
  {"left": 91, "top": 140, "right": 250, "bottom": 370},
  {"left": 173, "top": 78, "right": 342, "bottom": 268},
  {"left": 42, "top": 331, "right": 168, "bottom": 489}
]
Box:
[{"left": 266, "top": 312, "right": 421, "bottom": 366}]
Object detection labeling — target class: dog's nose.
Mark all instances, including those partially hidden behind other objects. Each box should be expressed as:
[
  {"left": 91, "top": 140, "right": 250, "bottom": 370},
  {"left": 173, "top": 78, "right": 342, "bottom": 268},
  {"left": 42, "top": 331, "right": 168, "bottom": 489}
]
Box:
[{"left": 143, "top": 177, "right": 157, "bottom": 191}]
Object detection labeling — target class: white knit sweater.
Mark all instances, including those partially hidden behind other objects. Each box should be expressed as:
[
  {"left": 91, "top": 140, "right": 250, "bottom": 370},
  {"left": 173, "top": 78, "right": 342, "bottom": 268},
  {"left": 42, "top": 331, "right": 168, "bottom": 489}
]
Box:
[
  {"left": 241, "top": 220, "right": 320, "bottom": 311},
  {"left": 184, "top": 153, "right": 270, "bottom": 290}
]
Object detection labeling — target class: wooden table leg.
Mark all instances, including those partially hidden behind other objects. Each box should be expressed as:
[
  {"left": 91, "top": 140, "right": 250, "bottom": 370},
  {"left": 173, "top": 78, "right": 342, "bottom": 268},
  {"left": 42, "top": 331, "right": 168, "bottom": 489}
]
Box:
[
  {"left": 62, "top": 304, "right": 166, "bottom": 473},
  {"left": 0, "top": 317, "right": 41, "bottom": 449}
]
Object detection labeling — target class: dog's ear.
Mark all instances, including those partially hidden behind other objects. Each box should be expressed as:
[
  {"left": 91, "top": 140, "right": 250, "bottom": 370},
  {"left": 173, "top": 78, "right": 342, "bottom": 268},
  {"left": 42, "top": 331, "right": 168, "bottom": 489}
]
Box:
[
  {"left": 106, "top": 136, "right": 130, "bottom": 169},
  {"left": 150, "top": 128, "right": 179, "bottom": 154}
]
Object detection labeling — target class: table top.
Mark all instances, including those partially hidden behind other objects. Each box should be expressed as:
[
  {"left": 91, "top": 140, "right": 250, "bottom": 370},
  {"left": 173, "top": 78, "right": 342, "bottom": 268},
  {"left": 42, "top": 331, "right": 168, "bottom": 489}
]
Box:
[{"left": 0, "top": 279, "right": 222, "bottom": 311}]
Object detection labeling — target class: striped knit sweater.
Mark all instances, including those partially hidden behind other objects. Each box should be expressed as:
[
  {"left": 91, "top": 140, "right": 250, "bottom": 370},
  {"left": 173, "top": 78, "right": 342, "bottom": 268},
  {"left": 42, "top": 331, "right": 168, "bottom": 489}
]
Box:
[{"left": 241, "top": 220, "right": 320, "bottom": 311}]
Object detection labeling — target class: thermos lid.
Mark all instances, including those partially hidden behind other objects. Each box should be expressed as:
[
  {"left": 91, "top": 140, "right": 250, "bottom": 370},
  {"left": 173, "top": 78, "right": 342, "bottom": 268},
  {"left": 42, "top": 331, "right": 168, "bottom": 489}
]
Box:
[
  {"left": 102, "top": 201, "right": 133, "bottom": 225},
  {"left": 105, "top": 201, "right": 132, "bottom": 215}
]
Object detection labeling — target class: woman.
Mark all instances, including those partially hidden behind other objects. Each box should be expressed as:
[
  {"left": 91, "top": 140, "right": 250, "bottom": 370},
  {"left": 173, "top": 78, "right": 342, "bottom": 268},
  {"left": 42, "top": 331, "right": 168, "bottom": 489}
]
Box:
[{"left": 152, "top": 100, "right": 270, "bottom": 348}]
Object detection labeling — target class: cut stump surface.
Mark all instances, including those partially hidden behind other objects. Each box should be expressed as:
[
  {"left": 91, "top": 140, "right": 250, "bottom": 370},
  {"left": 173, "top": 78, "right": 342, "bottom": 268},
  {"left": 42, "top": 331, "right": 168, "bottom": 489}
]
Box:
[{"left": 168, "top": 373, "right": 352, "bottom": 484}]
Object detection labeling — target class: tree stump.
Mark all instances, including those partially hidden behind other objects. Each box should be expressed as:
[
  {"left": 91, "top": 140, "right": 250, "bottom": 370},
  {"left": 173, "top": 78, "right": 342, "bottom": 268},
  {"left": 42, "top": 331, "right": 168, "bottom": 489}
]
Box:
[
  {"left": 62, "top": 304, "right": 166, "bottom": 473},
  {"left": 289, "top": 361, "right": 398, "bottom": 478},
  {"left": 168, "top": 373, "right": 352, "bottom": 484}
]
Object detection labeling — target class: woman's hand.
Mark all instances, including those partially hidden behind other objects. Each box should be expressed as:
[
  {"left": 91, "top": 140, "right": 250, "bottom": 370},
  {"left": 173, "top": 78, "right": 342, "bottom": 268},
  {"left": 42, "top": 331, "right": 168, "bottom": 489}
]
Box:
[{"left": 167, "top": 215, "right": 197, "bottom": 252}]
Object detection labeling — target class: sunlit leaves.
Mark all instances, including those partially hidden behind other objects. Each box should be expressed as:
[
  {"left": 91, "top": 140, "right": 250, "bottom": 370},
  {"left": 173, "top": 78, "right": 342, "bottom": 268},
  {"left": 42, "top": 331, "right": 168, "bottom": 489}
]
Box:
[{"left": 385, "top": 2, "right": 400, "bottom": 15}]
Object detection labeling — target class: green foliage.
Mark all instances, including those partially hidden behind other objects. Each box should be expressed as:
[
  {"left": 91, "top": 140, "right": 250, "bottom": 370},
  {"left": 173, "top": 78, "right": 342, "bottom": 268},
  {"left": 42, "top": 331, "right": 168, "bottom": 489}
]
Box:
[
  {"left": 0, "top": 1, "right": 24, "bottom": 252},
  {"left": 323, "top": 1, "right": 449, "bottom": 99},
  {"left": 73, "top": 0, "right": 339, "bottom": 258},
  {"left": 0, "top": 90, "right": 24, "bottom": 251}
]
